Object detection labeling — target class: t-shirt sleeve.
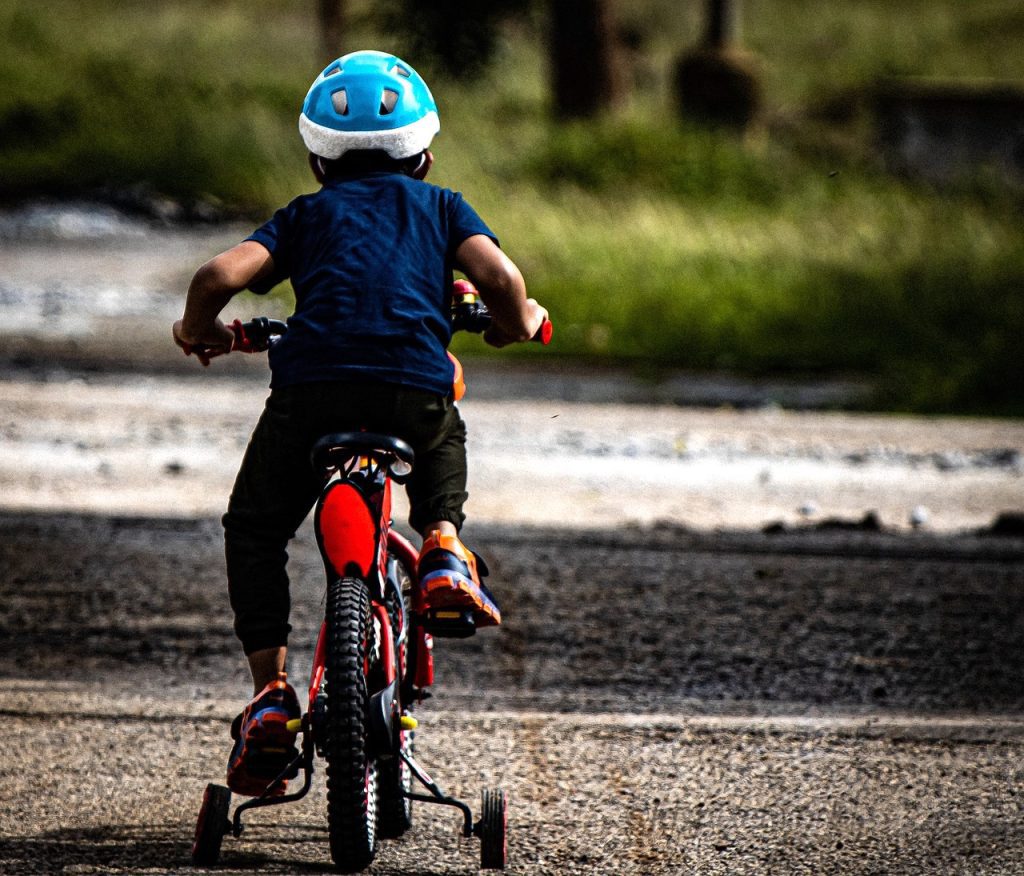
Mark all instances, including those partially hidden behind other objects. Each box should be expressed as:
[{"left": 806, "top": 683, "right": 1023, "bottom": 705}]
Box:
[
  {"left": 245, "top": 204, "right": 293, "bottom": 295},
  {"left": 447, "top": 192, "right": 499, "bottom": 255}
]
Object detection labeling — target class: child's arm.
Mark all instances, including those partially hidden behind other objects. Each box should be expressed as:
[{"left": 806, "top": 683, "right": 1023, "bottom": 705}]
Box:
[
  {"left": 454, "top": 235, "right": 547, "bottom": 348},
  {"left": 173, "top": 241, "right": 275, "bottom": 362}
]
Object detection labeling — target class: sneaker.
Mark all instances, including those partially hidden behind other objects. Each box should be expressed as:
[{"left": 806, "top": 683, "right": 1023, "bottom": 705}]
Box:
[
  {"left": 417, "top": 531, "right": 501, "bottom": 629},
  {"left": 226, "top": 672, "right": 301, "bottom": 797}
]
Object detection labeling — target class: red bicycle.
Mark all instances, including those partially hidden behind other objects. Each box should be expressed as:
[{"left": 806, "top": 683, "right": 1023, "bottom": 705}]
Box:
[{"left": 190, "top": 286, "right": 549, "bottom": 871}]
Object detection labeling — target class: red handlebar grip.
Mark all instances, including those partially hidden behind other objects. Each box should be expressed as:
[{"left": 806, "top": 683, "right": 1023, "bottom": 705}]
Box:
[{"left": 534, "top": 319, "right": 553, "bottom": 345}]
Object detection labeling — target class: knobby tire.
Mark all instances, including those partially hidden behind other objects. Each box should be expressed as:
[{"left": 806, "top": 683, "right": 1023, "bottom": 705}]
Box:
[{"left": 325, "top": 577, "right": 378, "bottom": 872}]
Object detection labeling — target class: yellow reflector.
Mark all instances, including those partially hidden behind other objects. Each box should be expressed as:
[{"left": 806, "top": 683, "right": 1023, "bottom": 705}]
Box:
[
  {"left": 435, "top": 611, "right": 462, "bottom": 619},
  {"left": 286, "top": 718, "right": 303, "bottom": 733},
  {"left": 400, "top": 715, "right": 419, "bottom": 731}
]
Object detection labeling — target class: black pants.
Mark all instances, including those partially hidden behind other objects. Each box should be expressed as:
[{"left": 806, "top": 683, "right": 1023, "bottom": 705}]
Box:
[{"left": 223, "top": 381, "right": 468, "bottom": 654}]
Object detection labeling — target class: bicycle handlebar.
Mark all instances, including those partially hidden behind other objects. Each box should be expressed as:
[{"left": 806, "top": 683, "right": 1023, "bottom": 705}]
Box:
[
  {"left": 194, "top": 283, "right": 550, "bottom": 361},
  {"left": 450, "top": 282, "right": 552, "bottom": 345},
  {"left": 231, "top": 317, "right": 288, "bottom": 353}
]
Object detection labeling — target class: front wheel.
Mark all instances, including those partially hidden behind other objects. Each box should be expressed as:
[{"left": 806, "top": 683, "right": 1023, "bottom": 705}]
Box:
[
  {"left": 479, "top": 788, "right": 507, "bottom": 870},
  {"left": 325, "top": 577, "right": 378, "bottom": 872},
  {"left": 191, "top": 783, "right": 231, "bottom": 867}
]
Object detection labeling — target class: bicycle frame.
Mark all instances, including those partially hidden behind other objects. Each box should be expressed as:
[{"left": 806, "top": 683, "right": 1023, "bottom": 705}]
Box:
[
  {"left": 308, "top": 437, "right": 435, "bottom": 732},
  {"left": 225, "top": 435, "right": 503, "bottom": 860},
  {"left": 231, "top": 437, "right": 430, "bottom": 828}
]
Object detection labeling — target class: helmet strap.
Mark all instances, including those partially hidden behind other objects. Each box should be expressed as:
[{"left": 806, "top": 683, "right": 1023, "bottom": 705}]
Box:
[
  {"left": 411, "top": 149, "right": 433, "bottom": 181},
  {"left": 308, "top": 152, "right": 328, "bottom": 183}
]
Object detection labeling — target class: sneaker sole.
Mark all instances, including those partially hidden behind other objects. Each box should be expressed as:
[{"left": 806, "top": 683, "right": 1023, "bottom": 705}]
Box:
[
  {"left": 422, "top": 573, "right": 501, "bottom": 626},
  {"left": 227, "top": 709, "right": 299, "bottom": 797}
]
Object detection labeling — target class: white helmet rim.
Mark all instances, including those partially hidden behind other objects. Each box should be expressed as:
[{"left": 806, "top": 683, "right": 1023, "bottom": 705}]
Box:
[{"left": 299, "top": 111, "right": 440, "bottom": 160}]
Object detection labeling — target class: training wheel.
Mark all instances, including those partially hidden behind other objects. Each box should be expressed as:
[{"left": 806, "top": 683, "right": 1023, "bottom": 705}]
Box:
[
  {"left": 192, "top": 782, "right": 232, "bottom": 867},
  {"left": 479, "top": 788, "right": 507, "bottom": 870}
]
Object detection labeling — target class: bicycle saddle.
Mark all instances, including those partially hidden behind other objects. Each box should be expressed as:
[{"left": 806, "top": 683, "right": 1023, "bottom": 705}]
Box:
[{"left": 310, "top": 432, "right": 415, "bottom": 481}]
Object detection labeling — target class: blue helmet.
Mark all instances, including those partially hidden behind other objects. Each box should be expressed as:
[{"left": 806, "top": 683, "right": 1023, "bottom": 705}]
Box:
[{"left": 299, "top": 50, "right": 440, "bottom": 160}]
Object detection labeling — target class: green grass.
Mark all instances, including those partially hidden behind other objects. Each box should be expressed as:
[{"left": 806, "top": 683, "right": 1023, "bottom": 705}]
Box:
[
  {"left": 466, "top": 167, "right": 1023, "bottom": 414},
  {"left": 1, "top": 0, "right": 1022, "bottom": 413},
  {"left": 0, "top": 0, "right": 315, "bottom": 206}
]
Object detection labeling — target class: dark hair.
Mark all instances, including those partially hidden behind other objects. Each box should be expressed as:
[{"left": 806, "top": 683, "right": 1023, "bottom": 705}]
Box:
[{"left": 319, "top": 149, "right": 425, "bottom": 179}]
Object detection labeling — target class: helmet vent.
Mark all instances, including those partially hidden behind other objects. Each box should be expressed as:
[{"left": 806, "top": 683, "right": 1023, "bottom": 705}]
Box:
[
  {"left": 325, "top": 65, "right": 341, "bottom": 77},
  {"left": 395, "top": 65, "right": 412, "bottom": 78},
  {"left": 331, "top": 89, "right": 349, "bottom": 116},
  {"left": 379, "top": 88, "right": 399, "bottom": 115}
]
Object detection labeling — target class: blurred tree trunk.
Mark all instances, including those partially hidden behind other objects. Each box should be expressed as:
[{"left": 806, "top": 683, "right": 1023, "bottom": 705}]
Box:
[
  {"left": 549, "top": 0, "right": 624, "bottom": 119},
  {"left": 395, "top": 0, "right": 528, "bottom": 79},
  {"left": 673, "top": 0, "right": 760, "bottom": 130},
  {"left": 704, "top": 0, "right": 740, "bottom": 48},
  {"left": 317, "top": 0, "right": 345, "bottom": 64}
]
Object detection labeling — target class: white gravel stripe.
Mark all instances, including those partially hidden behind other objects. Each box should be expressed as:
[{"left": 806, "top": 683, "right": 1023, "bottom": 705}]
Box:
[{"left": 1, "top": 375, "right": 1021, "bottom": 531}]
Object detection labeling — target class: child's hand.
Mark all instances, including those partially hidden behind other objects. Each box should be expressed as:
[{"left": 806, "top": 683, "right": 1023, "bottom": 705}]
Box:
[
  {"left": 484, "top": 299, "right": 549, "bottom": 348},
  {"left": 173, "top": 318, "right": 235, "bottom": 367}
]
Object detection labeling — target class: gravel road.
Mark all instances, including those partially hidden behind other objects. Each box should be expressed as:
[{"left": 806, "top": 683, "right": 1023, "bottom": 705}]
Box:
[
  {"left": 2, "top": 512, "right": 1024, "bottom": 875},
  {"left": 2, "top": 209, "right": 1024, "bottom": 873}
]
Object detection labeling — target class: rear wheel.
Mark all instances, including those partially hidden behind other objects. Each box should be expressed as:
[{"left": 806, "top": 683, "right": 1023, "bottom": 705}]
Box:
[
  {"left": 191, "top": 782, "right": 231, "bottom": 867},
  {"left": 378, "top": 557, "right": 414, "bottom": 838},
  {"left": 479, "top": 788, "right": 507, "bottom": 870},
  {"left": 325, "top": 577, "right": 378, "bottom": 872}
]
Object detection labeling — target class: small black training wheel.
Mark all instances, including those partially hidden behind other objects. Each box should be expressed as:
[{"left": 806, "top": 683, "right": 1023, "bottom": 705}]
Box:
[
  {"left": 192, "top": 782, "right": 232, "bottom": 867},
  {"left": 479, "top": 788, "right": 507, "bottom": 870}
]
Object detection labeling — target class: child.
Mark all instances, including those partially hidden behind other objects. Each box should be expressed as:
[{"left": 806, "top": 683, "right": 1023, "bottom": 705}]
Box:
[{"left": 172, "top": 50, "right": 547, "bottom": 796}]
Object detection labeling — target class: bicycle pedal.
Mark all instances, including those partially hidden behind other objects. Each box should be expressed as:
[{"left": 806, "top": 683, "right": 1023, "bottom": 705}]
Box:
[{"left": 422, "top": 608, "right": 477, "bottom": 639}]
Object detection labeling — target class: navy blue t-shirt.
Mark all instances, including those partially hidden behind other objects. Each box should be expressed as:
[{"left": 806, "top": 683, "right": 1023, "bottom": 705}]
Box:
[{"left": 245, "top": 172, "right": 497, "bottom": 395}]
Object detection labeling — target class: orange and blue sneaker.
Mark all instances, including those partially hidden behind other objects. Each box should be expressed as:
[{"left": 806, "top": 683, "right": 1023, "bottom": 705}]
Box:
[
  {"left": 417, "top": 531, "right": 501, "bottom": 637},
  {"left": 226, "top": 672, "right": 301, "bottom": 797}
]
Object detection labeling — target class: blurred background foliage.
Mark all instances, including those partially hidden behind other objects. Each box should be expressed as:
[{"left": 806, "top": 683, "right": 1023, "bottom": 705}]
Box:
[{"left": 0, "top": 0, "right": 1021, "bottom": 414}]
